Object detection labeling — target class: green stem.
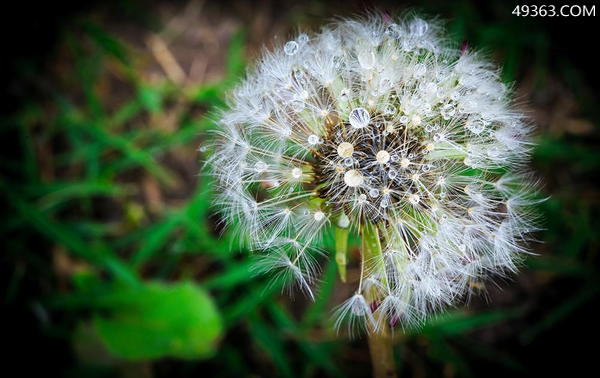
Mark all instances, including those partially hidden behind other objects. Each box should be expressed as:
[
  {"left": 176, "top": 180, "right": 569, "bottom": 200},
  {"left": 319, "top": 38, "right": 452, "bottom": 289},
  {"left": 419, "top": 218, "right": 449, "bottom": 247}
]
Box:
[
  {"left": 367, "top": 320, "right": 397, "bottom": 378},
  {"left": 361, "top": 222, "right": 397, "bottom": 378}
]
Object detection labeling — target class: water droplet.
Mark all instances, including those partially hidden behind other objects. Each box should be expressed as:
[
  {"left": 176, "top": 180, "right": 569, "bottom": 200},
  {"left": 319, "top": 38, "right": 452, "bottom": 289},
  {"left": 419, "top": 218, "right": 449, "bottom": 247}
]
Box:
[
  {"left": 314, "top": 211, "right": 325, "bottom": 221},
  {"left": 254, "top": 161, "right": 268, "bottom": 173},
  {"left": 385, "top": 24, "right": 399, "bottom": 38},
  {"left": 291, "top": 100, "right": 305, "bottom": 112},
  {"left": 441, "top": 104, "right": 456, "bottom": 120},
  {"left": 487, "top": 146, "right": 500, "bottom": 158},
  {"left": 349, "top": 107, "right": 371, "bottom": 129},
  {"left": 358, "top": 50, "right": 376, "bottom": 70},
  {"left": 298, "top": 34, "right": 309, "bottom": 44},
  {"left": 388, "top": 170, "right": 398, "bottom": 179},
  {"left": 380, "top": 197, "right": 389, "bottom": 208},
  {"left": 284, "top": 41, "right": 299, "bottom": 55},
  {"left": 307, "top": 134, "right": 320, "bottom": 145},
  {"left": 410, "top": 18, "right": 429, "bottom": 36},
  {"left": 344, "top": 157, "right": 353, "bottom": 166},
  {"left": 369, "top": 189, "right": 379, "bottom": 198},
  {"left": 376, "top": 150, "right": 390, "bottom": 164},
  {"left": 358, "top": 194, "right": 367, "bottom": 203},
  {"left": 414, "top": 64, "right": 427, "bottom": 77},
  {"left": 384, "top": 105, "right": 396, "bottom": 115},
  {"left": 344, "top": 170, "right": 364, "bottom": 187},
  {"left": 426, "top": 82, "right": 438, "bottom": 94},
  {"left": 409, "top": 194, "right": 420, "bottom": 205},
  {"left": 466, "top": 117, "right": 485, "bottom": 135},
  {"left": 292, "top": 168, "right": 302, "bottom": 178},
  {"left": 339, "top": 88, "right": 350, "bottom": 101}
]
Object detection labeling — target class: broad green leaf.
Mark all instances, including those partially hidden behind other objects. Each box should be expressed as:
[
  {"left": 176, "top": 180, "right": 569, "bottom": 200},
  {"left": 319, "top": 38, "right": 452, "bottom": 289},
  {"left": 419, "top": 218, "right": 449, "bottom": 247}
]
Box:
[{"left": 94, "top": 281, "right": 223, "bottom": 360}]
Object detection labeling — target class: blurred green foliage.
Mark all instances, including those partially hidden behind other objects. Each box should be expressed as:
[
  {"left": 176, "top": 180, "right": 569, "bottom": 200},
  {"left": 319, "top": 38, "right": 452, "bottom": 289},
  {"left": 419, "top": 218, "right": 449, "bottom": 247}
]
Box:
[{"left": 2, "top": 1, "right": 599, "bottom": 377}]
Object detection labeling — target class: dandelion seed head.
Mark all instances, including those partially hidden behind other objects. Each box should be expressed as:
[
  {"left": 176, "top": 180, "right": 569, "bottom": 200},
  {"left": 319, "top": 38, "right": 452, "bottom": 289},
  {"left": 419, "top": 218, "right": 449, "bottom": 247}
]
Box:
[{"left": 207, "top": 12, "right": 542, "bottom": 334}]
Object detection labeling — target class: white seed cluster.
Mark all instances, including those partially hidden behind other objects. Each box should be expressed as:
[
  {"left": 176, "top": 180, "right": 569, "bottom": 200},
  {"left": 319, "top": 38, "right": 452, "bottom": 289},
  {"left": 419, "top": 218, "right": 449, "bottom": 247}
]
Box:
[{"left": 208, "top": 14, "right": 541, "bottom": 333}]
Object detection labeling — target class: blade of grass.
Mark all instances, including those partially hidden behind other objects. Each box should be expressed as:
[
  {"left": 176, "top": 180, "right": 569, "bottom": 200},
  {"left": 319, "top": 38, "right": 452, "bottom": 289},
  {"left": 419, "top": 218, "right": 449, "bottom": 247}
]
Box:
[{"left": 1, "top": 180, "right": 138, "bottom": 286}]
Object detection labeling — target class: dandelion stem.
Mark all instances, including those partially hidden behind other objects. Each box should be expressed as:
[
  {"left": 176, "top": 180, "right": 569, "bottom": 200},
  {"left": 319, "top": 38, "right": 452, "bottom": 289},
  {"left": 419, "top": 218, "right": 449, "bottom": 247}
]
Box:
[
  {"left": 367, "top": 319, "right": 397, "bottom": 378},
  {"left": 361, "top": 222, "right": 397, "bottom": 378}
]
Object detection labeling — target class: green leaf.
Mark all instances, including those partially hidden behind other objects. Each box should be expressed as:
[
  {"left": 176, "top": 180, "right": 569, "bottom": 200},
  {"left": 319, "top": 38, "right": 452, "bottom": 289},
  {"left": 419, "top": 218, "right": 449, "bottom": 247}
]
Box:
[
  {"left": 422, "top": 308, "right": 523, "bottom": 336},
  {"left": 138, "top": 86, "right": 163, "bottom": 114},
  {"left": 94, "top": 281, "right": 223, "bottom": 360},
  {"left": 84, "top": 22, "right": 130, "bottom": 65},
  {"left": 0, "top": 180, "right": 138, "bottom": 286},
  {"left": 247, "top": 311, "right": 293, "bottom": 378}
]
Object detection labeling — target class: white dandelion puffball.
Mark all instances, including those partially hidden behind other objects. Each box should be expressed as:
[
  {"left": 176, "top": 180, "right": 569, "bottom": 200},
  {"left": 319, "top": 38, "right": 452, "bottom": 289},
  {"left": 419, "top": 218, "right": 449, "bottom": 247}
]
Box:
[{"left": 207, "top": 14, "right": 541, "bottom": 333}]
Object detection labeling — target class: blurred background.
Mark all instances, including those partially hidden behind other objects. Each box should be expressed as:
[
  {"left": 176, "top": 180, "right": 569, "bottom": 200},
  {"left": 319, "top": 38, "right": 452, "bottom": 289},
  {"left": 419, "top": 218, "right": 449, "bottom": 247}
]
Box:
[{"left": 2, "top": 0, "right": 599, "bottom": 377}]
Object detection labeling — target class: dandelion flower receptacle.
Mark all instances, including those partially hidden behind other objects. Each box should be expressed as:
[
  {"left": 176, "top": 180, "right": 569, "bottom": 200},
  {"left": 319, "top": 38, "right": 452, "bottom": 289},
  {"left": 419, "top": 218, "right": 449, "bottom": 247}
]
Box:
[{"left": 207, "top": 13, "right": 541, "bottom": 341}]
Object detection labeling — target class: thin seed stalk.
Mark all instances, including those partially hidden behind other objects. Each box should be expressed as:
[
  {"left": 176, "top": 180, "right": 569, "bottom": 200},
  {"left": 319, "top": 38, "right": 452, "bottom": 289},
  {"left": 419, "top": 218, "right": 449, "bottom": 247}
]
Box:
[{"left": 361, "top": 222, "right": 397, "bottom": 378}]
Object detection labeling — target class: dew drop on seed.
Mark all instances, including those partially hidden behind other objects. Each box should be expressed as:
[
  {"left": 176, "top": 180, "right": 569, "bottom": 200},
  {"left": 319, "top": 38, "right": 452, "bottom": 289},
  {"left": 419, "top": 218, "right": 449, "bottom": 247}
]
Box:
[
  {"left": 349, "top": 107, "right": 371, "bottom": 129},
  {"left": 384, "top": 105, "right": 396, "bottom": 115},
  {"left": 369, "top": 189, "right": 380, "bottom": 198},
  {"left": 358, "top": 50, "right": 376, "bottom": 70},
  {"left": 337, "top": 142, "right": 354, "bottom": 158},
  {"left": 254, "top": 161, "right": 268, "bottom": 173},
  {"left": 410, "top": 18, "right": 429, "bottom": 37},
  {"left": 376, "top": 150, "right": 390, "bottom": 164},
  {"left": 385, "top": 24, "right": 399, "bottom": 38},
  {"left": 380, "top": 197, "right": 389, "bottom": 208},
  {"left": 298, "top": 34, "right": 309, "bottom": 44},
  {"left": 284, "top": 41, "right": 299, "bottom": 55},
  {"left": 292, "top": 168, "right": 302, "bottom": 178},
  {"left": 441, "top": 104, "right": 456, "bottom": 120},
  {"left": 487, "top": 146, "right": 500, "bottom": 158},
  {"left": 307, "top": 134, "right": 320, "bottom": 145},
  {"left": 344, "top": 169, "right": 364, "bottom": 187},
  {"left": 466, "top": 117, "right": 485, "bottom": 135},
  {"left": 344, "top": 157, "right": 353, "bottom": 166},
  {"left": 339, "top": 88, "right": 349, "bottom": 101},
  {"left": 388, "top": 170, "right": 398, "bottom": 179},
  {"left": 291, "top": 100, "right": 305, "bottom": 112}
]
